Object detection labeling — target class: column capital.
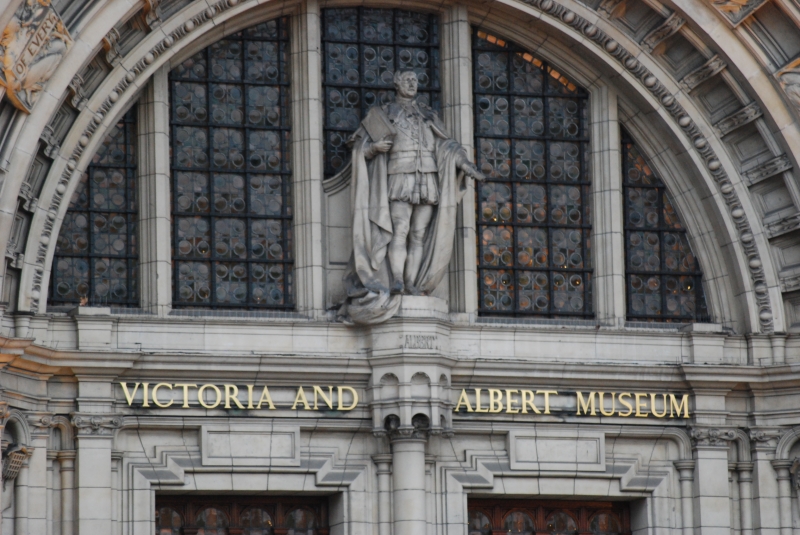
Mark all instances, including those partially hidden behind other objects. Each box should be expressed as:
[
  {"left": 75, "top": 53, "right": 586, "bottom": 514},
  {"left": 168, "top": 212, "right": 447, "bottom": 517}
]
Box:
[
  {"left": 770, "top": 458, "right": 794, "bottom": 479},
  {"left": 736, "top": 461, "right": 755, "bottom": 476},
  {"left": 689, "top": 426, "right": 737, "bottom": 448},
  {"left": 385, "top": 413, "right": 430, "bottom": 443},
  {"left": 70, "top": 413, "right": 123, "bottom": 436},
  {"left": 372, "top": 454, "right": 392, "bottom": 473},
  {"left": 24, "top": 411, "right": 55, "bottom": 437},
  {"left": 748, "top": 427, "right": 785, "bottom": 452},
  {"left": 673, "top": 459, "right": 696, "bottom": 479}
]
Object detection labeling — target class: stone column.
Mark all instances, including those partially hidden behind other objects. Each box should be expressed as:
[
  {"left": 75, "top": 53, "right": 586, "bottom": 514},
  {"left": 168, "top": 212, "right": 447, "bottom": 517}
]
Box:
[
  {"left": 111, "top": 451, "right": 123, "bottom": 535},
  {"left": 388, "top": 418, "right": 429, "bottom": 535},
  {"left": 58, "top": 451, "right": 76, "bottom": 535},
  {"left": 373, "top": 454, "right": 392, "bottom": 535},
  {"left": 137, "top": 65, "right": 173, "bottom": 315},
  {"left": 736, "top": 462, "right": 754, "bottom": 535},
  {"left": 728, "top": 464, "right": 740, "bottom": 535},
  {"left": 71, "top": 414, "right": 122, "bottom": 534},
  {"left": 46, "top": 450, "right": 57, "bottom": 535},
  {"left": 290, "top": 0, "right": 326, "bottom": 319},
  {"left": 770, "top": 460, "right": 793, "bottom": 535},
  {"left": 15, "top": 457, "right": 30, "bottom": 535},
  {"left": 440, "top": 4, "right": 477, "bottom": 315},
  {"left": 25, "top": 413, "right": 54, "bottom": 535},
  {"left": 674, "top": 460, "right": 696, "bottom": 535},
  {"left": 589, "top": 85, "right": 625, "bottom": 326},
  {"left": 689, "top": 428, "right": 735, "bottom": 535}
]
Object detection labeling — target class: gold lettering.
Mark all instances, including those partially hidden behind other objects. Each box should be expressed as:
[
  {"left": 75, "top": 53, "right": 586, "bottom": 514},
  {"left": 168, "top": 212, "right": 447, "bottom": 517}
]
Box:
[
  {"left": 634, "top": 393, "right": 648, "bottom": 417},
  {"left": 598, "top": 392, "right": 616, "bottom": 417},
  {"left": 618, "top": 392, "right": 633, "bottom": 416},
  {"left": 173, "top": 384, "right": 197, "bottom": 408},
  {"left": 256, "top": 386, "right": 275, "bottom": 409},
  {"left": 198, "top": 384, "right": 221, "bottom": 409},
  {"left": 521, "top": 390, "right": 541, "bottom": 414},
  {"left": 474, "top": 388, "right": 489, "bottom": 413},
  {"left": 292, "top": 387, "right": 311, "bottom": 410},
  {"left": 576, "top": 391, "right": 596, "bottom": 415},
  {"left": 669, "top": 393, "right": 690, "bottom": 418},
  {"left": 538, "top": 390, "right": 557, "bottom": 414},
  {"left": 651, "top": 393, "right": 667, "bottom": 418},
  {"left": 313, "top": 386, "right": 334, "bottom": 410},
  {"left": 338, "top": 386, "right": 358, "bottom": 410},
  {"left": 488, "top": 389, "right": 503, "bottom": 413},
  {"left": 247, "top": 385, "right": 255, "bottom": 409},
  {"left": 142, "top": 383, "right": 150, "bottom": 408},
  {"left": 454, "top": 389, "right": 473, "bottom": 412},
  {"left": 120, "top": 382, "right": 140, "bottom": 406},
  {"left": 152, "top": 383, "right": 173, "bottom": 408},
  {"left": 224, "top": 385, "right": 245, "bottom": 409},
  {"left": 506, "top": 390, "right": 520, "bottom": 414}
]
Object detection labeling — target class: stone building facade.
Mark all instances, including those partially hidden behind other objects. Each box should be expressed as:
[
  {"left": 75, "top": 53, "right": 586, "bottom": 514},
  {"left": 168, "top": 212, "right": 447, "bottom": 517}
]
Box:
[{"left": 2, "top": 0, "right": 800, "bottom": 534}]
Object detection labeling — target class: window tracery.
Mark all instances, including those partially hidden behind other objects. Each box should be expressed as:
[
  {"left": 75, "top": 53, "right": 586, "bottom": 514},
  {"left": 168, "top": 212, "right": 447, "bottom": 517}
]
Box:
[
  {"left": 622, "top": 130, "right": 709, "bottom": 322},
  {"left": 169, "top": 18, "right": 293, "bottom": 309},
  {"left": 50, "top": 107, "right": 139, "bottom": 307},
  {"left": 473, "top": 30, "right": 592, "bottom": 317}
]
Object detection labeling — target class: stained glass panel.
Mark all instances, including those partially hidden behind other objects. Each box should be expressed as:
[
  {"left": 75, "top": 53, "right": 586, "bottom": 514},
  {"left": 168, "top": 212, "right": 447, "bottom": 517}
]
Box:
[
  {"left": 622, "top": 130, "right": 708, "bottom": 322},
  {"left": 322, "top": 8, "right": 440, "bottom": 177},
  {"left": 170, "top": 18, "right": 293, "bottom": 309},
  {"left": 50, "top": 107, "right": 138, "bottom": 307},
  {"left": 474, "top": 29, "right": 591, "bottom": 317}
]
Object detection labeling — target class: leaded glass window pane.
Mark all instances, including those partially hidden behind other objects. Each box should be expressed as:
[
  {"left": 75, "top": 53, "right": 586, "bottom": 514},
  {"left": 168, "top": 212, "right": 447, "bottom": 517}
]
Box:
[
  {"left": 169, "top": 18, "right": 293, "bottom": 308},
  {"left": 473, "top": 30, "right": 592, "bottom": 317},
  {"left": 321, "top": 8, "right": 440, "bottom": 177},
  {"left": 50, "top": 107, "right": 138, "bottom": 307},
  {"left": 622, "top": 129, "right": 709, "bottom": 322}
]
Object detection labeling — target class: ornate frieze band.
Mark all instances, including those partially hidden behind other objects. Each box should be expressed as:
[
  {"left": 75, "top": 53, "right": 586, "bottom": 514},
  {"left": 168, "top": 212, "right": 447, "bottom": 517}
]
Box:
[{"left": 24, "top": 0, "right": 776, "bottom": 331}]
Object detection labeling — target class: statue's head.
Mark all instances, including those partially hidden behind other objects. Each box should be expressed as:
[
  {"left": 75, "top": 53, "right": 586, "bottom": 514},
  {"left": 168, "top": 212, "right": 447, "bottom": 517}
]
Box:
[{"left": 394, "top": 70, "right": 419, "bottom": 98}]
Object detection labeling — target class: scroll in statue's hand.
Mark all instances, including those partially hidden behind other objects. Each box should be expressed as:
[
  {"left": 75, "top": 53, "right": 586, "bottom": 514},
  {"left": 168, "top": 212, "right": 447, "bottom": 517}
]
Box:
[{"left": 460, "top": 161, "right": 486, "bottom": 181}]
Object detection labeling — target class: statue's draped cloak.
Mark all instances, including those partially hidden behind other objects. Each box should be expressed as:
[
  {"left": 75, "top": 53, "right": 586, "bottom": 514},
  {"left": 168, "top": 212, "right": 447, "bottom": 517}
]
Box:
[{"left": 337, "top": 120, "right": 468, "bottom": 325}]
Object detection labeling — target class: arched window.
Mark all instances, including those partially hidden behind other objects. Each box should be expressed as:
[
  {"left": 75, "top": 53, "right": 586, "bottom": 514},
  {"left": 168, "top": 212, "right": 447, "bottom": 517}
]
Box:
[
  {"left": 50, "top": 107, "right": 139, "bottom": 307},
  {"left": 474, "top": 30, "right": 591, "bottom": 317},
  {"left": 321, "top": 7, "right": 440, "bottom": 177},
  {"left": 622, "top": 130, "right": 709, "bottom": 322},
  {"left": 169, "top": 18, "right": 293, "bottom": 308}
]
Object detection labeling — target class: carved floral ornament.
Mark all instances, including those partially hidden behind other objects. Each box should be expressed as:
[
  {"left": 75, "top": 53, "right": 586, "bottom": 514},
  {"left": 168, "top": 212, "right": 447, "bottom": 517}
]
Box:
[
  {"left": 23, "top": 0, "right": 775, "bottom": 331},
  {"left": 70, "top": 414, "right": 123, "bottom": 436},
  {"left": 0, "top": 0, "right": 73, "bottom": 113},
  {"left": 689, "top": 427, "right": 737, "bottom": 447}
]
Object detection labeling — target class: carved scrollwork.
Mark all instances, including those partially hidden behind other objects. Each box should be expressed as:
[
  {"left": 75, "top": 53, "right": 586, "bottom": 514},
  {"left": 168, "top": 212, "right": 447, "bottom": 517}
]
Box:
[
  {"left": 70, "top": 414, "right": 123, "bottom": 436},
  {"left": 748, "top": 427, "right": 785, "bottom": 452},
  {"left": 689, "top": 426, "right": 737, "bottom": 447}
]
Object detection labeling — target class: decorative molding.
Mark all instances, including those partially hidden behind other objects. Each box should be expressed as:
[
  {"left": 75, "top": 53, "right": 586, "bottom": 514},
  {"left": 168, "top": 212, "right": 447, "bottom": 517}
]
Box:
[
  {"left": 689, "top": 426, "right": 737, "bottom": 447},
  {"left": 709, "top": 0, "right": 769, "bottom": 28},
  {"left": 765, "top": 213, "right": 800, "bottom": 239},
  {"left": 70, "top": 413, "right": 123, "bottom": 436},
  {"left": 776, "top": 59, "right": 800, "bottom": 119},
  {"left": 681, "top": 55, "right": 727, "bottom": 92},
  {"left": 0, "top": 0, "right": 74, "bottom": 113},
  {"left": 39, "top": 124, "right": 60, "bottom": 159},
  {"left": 744, "top": 154, "right": 793, "bottom": 186},
  {"left": 24, "top": 412, "right": 55, "bottom": 437},
  {"left": 67, "top": 73, "right": 88, "bottom": 110},
  {"left": 143, "top": 0, "right": 163, "bottom": 29},
  {"left": 598, "top": 0, "right": 623, "bottom": 17},
  {"left": 780, "top": 273, "right": 800, "bottom": 292},
  {"left": 384, "top": 414, "right": 431, "bottom": 441},
  {"left": 641, "top": 13, "right": 685, "bottom": 53},
  {"left": 715, "top": 102, "right": 762, "bottom": 137}
]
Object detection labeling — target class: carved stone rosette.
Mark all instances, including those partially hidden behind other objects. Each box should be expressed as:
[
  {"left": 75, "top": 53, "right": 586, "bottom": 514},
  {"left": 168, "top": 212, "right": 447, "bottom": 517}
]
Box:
[
  {"left": 689, "top": 426, "right": 737, "bottom": 448},
  {"left": 0, "top": 0, "right": 73, "bottom": 113},
  {"left": 70, "top": 414, "right": 123, "bottom": 436}
]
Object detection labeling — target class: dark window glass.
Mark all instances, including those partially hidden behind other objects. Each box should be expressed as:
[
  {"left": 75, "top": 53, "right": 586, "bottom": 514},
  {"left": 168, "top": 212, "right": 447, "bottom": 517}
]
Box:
[
  {"left": 321, "top": 8, "right": 440, "bottom": 177},
  {"left": 468, "top": 500, "right": 631, "bottom": 535},
  {"left": 473, "top": 30, "right": 592, "bottom": 317},
  {"left": 50, "top": 107, "right": 138, "bottom": 307},
  {"left": 169, "top": 18, "right": 293, "bottom": 309},
  {"left": 622, "top": 129, "right": 709, "bottom": 322}
]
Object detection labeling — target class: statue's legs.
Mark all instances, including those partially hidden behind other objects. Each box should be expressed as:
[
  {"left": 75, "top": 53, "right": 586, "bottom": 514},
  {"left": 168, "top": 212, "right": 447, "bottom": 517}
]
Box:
[
  {"left": 404, "top": 204, "right": 434, "bottom": 292},
  {"left": 389, "top": 201, "right": 413, "bottom": 293}
]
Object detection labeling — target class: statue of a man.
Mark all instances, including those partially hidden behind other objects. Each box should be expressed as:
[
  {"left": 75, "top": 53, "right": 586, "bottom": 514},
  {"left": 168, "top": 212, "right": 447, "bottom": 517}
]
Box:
[{"left": 337, "top": 70, "right": 484, "bottom": 325}]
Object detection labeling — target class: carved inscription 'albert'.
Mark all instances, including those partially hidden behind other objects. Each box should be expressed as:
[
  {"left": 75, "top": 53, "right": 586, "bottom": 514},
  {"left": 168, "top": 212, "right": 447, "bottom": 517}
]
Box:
[
  {"left": 404, "top": 335, "right": 437, "bottom": 350},
  {"left": 0, "top": 0, "right": 73, "bottom": 113}
]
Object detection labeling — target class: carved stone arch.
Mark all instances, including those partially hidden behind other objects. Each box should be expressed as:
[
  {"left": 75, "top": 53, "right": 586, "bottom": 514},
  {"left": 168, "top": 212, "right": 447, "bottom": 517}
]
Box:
[
  {"left": 775, "top": 426, "right": 800, "bottom": 459},
  {"left": 4, "top": 409, "right": 32, "bottom": 446},
  {"left": 2, "top": 0, "right": 786, "bottom": 335},
  {"left": 50, "top": 415, "right": 75, "bottom": 450}
]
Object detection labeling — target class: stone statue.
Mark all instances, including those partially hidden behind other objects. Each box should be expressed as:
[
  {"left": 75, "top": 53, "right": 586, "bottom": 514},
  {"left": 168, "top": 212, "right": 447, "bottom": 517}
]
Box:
[{"left": 337, "top": 71, "right": 485, "bottom": 325}]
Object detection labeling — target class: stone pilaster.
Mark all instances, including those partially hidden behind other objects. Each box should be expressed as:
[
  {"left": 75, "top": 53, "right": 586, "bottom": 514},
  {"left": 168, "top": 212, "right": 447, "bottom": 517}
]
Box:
[
  {"left": 736, "top": 462, "right": 754, "bottom": 535},
  {"left": 386, "top": 415, "right": 429, "bottom": 535},
  {"left": 25, "top": 412, "right": 55, "bottom": 535},
  {"left": 674, "top": 460, "right": 696, "bottom": 535},
  {"left": 689, "top": 427, "right": 736, "bottom": 535},
  {"left": 58, "top": 451, "right": 76, "bottom": 535},
  {"left": 71, "top": 414, "right": 122, "bottom": 534},
  {"left": 373, "top": 454, "right": 392, "bottom": 535},
  {"left": 770, "top": 460, "right": 793, "bottom": 535},
  {"left": 748, "top": 428, "right": 783, "bottom": 535}
]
